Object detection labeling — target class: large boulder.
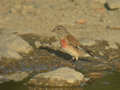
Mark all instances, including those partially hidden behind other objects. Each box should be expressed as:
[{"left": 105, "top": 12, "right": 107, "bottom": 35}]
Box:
[
  {"left": 0, "top": 32, "right": 33, "bottom": 60},
  {"left": 28, "top": 67, "right": 88, "bottom": 87},
  {"left": 0, "top": 71, "right": 31, "bottom": 84}
]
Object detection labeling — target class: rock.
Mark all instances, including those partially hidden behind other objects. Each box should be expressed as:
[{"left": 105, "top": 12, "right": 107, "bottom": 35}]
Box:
[
  {"left": 0, "top": 72, "right": 30, "bottom": 84},
  {"left": 34, "top": 41, "right": 41, "bottom": 48},
  {"left": 3, "top": 33, "right": 33, "bottom": 54},
  {"left": 108, "top": 42, "right": 118, "bottom": 49},
  {"left": 95, "top": 0, "right": 107, "bottom": 4},
  {"left": 28, "top": 86, "right": 83, "bottom": 90},
  {"left": 93, "top": 64, "right": 112, "bottom": 71},
  {"left": 80, "top": 39, "right": 96, "bottom": 46},
  {"left": 4, "top": 71, "right": 30, "bottom": 82},
  {"left": 88, "top": 72, "right": 104, "bottom": 79},
  {"left": 112, "top": 61, "right": 120, "bottom": 72},
  {"left": 0, "top": 48, "right": 22, "bottom": 60},
  {"left": 51, "top": 41, "right": 61, "bottom": 50},
  {"left": 34, "top": 40, "right": 61, "bottom": 50},
  {"left": 0, "top": 32, "right": 33, "bottom": 59},
  {"left": 28, "top": 67, "right": 88, "bottom": 87},
  {"left": 105, "top": 42, "right": 118, "bottom": 49},
  {"left": 0, "top": 76, "right": 9, "bottom": 84},
  {"left": 107, "top": 0, "right": 120, "bottom": 9}
]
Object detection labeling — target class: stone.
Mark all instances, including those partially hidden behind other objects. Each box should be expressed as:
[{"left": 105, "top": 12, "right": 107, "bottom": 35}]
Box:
[
  {"left": 51, "top": 41, "right": 61, "bottom": 50},
  {"left": 0, "top": 32, "right": 33, "bottom": 59},
  {"left": 106, "top": 42, "right": 118, "bottom": 49},
  {"left": 4, "top": 71, "right": 30, "bottom": 82},
  {"left": 0, "top": 75, "right": 9, "bottom": 84},
  {"left": 2, "top": 33, "right": 33, "bottom": 54},
  {"left": 28, "top": 67, "right": 87, "bottom": 87},
  {"left": 88, "top": 72, "right": 103, "bottom": 79},
  {"left": 107, "top": 0, "right": 120, "bottom": 9},
  {"left": 0, "top": 48, "right": 22, "bottom": 60},
  {"left": 112, "top": 61, "right": 120, "bottom": 72},
  {"left": 34, "top": 40, "right": 61, "bottom": 50},
  {"left": 34, "top": 41, "right": 42, "bottom": 48},
  {"left": 95, "top": 0, "right": 107, "bottom": 4},
  {"left": 80, "top": 39, "right": 96, "bottom": 46},
  {"left": 0, "top": 72, "right": 30, "bottom": 84}
]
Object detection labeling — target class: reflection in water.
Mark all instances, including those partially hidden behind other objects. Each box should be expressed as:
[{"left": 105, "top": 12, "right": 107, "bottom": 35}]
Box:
[
  {"left": 85, "top": 72, "right": 120, "bottom": 90},
  {"left": 0, "top": 81, "right": 28, "bottom": 90},
  {"left": 0, "top": 72, "right": 120, "bottom": 90},
  {"left": 28, "top": 86, "right": 83, "bottom": 90},
  {"left": 0, "top": 81, "right": 83, "bottom": 90}
]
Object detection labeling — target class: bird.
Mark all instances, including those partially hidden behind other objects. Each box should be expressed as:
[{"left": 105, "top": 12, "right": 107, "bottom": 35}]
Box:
[{"left": 52, "top": 25, "right": 91, "bottom": 61}]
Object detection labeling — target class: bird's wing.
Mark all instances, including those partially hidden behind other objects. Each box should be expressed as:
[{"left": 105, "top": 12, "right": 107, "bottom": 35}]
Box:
[
  {"left": 66, "top": 34, "right": 92, "bottom": 56},
  {"left": 66, "top": 34, "right": 81, "bottom": 48}
]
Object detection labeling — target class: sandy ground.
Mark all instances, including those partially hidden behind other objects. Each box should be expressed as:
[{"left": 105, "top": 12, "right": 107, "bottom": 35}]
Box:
[{"left": 0, "top": 0, "right": 120, "bottom": 44}]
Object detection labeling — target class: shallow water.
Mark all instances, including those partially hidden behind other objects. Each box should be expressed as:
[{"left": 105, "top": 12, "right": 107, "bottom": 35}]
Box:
[
  {"left": 85, "top": 72, "right": 120, "bottom": 90},
  {"left": 0, "top": 72, "right": 120, "bottom": 90}
]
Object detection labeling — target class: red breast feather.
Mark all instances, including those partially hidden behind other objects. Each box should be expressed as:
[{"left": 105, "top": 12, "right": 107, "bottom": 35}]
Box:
[{"left": 61, "top": 39, "right": 67, "bottom": 48}]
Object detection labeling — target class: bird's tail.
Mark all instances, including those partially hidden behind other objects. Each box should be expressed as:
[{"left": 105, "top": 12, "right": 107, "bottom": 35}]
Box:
[{"left": 84, "top": 53, "right": 91, "bottom": 57}]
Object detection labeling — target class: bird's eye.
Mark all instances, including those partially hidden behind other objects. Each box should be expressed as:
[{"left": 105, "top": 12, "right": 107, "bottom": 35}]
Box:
[
  {"left": 57, "top": 25, "right": 64, "bottom": 30},
  {"left": 57, "top": 27, "right": 61, "bottom": 30}
]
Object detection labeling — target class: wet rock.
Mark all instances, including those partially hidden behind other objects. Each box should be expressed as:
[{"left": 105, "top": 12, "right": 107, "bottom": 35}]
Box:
[
  {"left": 87, "top": 72, "right": 104, "bottom": 79},
  {"left": 28, "top": 87, "right": 83, "bottom": 90},
  {"left": 112, "top": 61, "right": 120, "bottom": 72},
  {"left": 28, "top": 67, "right": 88, "bottom": 87},
  {"left": 0, "top": 72, "right": 30, "bottom": 84},
  {"left": 0, "top": 32, "right": 33, "bottom": 59},
  {"left": 0, "top": 76, "right": 9, "bottom": 84},
  {"left": 4, "top": 71, "right": 30, "bottom": 82},
  {"left": 107, "top": 0, "right": 120, "bottom": 9},
  {"left": 75, "top": 59, "right": 113, "bottom": 73},
  {"left": 93, "top": 64, "right": 113, "bottom": 71}
]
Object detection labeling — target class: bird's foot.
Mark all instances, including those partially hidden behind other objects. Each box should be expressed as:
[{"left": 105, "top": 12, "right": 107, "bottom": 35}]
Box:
[{"left": 71, "top": 57, "right": 78, "bottom": 63}]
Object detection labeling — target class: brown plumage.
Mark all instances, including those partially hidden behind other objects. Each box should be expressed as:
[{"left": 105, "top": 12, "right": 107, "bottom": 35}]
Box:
[{"left": 52, "top": 25, "right": 91, "bottom": 60}]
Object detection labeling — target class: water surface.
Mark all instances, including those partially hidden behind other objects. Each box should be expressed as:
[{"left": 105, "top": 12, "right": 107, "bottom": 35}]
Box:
[{"left": 0, "top": 72, "right": 120, "bottom": 90}]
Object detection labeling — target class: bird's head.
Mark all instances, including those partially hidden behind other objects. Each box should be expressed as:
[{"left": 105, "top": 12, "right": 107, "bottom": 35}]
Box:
[{"left": 52, "top": 25, "right": 69, "bottom": 39}]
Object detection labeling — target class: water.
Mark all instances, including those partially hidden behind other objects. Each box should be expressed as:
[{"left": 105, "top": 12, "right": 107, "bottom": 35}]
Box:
[
  {"left": 0, "top": 72, "right": 120, "bottom": 90},
  {"left": 85, "top": 72, "right": 120, "bottom": 90}
]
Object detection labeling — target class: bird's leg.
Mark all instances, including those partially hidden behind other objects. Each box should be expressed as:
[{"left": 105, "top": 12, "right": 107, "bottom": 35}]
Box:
[
  {"left": 72, "top": 57, "right": 76, "bottom": 62},
  {"left": 75, "top": 57, "right": 79, "bottom": 61},
  {"left": 72, "top": 57, "right": 74, "bottom": 60}
]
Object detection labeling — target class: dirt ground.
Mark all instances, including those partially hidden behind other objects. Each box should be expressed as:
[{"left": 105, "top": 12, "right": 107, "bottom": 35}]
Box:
[{"left": 0, "top": 0, "right": 120, "bottom": 43}]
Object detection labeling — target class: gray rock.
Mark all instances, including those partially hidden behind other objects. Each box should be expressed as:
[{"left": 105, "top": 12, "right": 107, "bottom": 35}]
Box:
[
  {"left": 0, "top": 48, "right": 22, "bottom": 60},
  {"left": 0, "top": 32, "right": 33, "bottom": 59},
  {"left": 4, "top": 71, "right": 30, "bottom": 82},
  {"left": 34, "top": 40, "right": 61, "bottom": 50},
  {"left": 0, "top": 76, "right": 9, "bottom": 84},
  {"left": 107, "top": 0, "right": 120, "bottom": 9},
  {"left": 0, "top": 72, "right": 30, "bottom": 84},
  {"left": 0, "top": 33, "right": 33, "bottom": 54},
  {"left": 34, "top": 41, "right": 42, "bottom": 48},
  {"left": 107, "top": 42, "right": 118, "bottom": 49},
  {"left": 80, "top": 39, "right": 96, "bottom": 46},
  {"left": 28, "top": 67, "right": 88, "bottom": 87},
  {"left": 95, "top": 0, "right": 107, "bottom": 4}
]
